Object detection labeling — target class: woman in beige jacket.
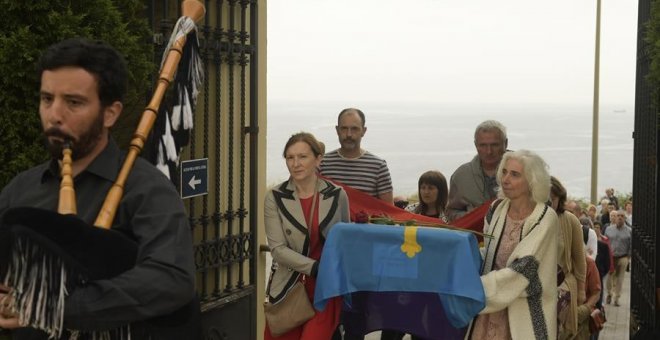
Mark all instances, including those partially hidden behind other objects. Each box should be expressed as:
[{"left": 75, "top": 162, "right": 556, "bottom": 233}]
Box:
[
  {"left": 550, "top": 177, "right": 587, "bottom": 339},
  {"left": 466, "top": 150, "right": 558, "bottom": 340},
  {"left": 264, "top": 132, "right": 350, "bottom": 340}
]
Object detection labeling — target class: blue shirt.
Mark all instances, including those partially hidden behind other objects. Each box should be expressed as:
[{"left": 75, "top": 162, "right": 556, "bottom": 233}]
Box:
[{"left": 604, "top": 223, "right": 632, "bottom": 258}]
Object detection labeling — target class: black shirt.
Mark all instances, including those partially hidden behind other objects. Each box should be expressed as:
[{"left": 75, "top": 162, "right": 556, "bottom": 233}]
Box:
[{"left": 0, "top": 138, "right": 195, "bottom": 334}]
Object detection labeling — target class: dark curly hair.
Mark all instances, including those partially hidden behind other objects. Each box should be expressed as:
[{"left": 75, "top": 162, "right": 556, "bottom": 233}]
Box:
[{"left": 37, "top": 38, "right": 127, "bottom": 107}]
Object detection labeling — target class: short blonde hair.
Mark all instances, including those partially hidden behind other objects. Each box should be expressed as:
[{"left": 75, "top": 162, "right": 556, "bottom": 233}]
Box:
[{"left": 496, "top": 149, "right": 550, "bottom": 204}]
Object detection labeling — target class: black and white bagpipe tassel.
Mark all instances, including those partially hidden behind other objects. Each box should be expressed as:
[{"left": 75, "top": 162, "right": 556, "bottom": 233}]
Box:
[
  {"left": 153, "top": 14, "right": 203, "bottom": 180},
  {"left": 69, "top": 324, "right": 132, "bottom": 340},
  {"left": 154, "top": 115, "right": 178, "bottom": 179},
  {"left": 2, "top": 237, "right": 75, "bottom": 339},
  {"left": 2, "top": 238, "right": 132, "bottom": 340}
]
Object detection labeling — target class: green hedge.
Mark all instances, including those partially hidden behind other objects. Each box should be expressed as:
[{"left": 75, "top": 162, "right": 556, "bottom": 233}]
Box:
[
  {"left": 647, "top": 1, "right": 660, "bottom": 102},
  {"left": 0, "top": 0, "right": 155, "bottom": 188}
]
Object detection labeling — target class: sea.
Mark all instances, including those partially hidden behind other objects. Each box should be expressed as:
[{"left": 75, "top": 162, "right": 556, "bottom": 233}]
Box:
[{"left": 266, "top": 100, "right": 634, "bottom": 201}]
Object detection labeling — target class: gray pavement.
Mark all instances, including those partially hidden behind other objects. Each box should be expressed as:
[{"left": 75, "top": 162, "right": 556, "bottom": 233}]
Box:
[{"left": 599, "top": 270, "right": 631, "bottom": 340}]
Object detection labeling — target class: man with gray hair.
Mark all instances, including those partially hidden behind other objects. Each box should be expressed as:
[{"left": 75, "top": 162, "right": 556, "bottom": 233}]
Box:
[
  {"left": 604, "top": 209, "right": 632, "bottom": 306},
  {"left": 447, "top": 120, "right": 507, "bottom": 220}
]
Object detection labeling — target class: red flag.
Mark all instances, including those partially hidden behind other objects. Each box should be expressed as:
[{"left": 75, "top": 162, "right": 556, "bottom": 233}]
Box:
[{"left": 327, "top": 177, "right": 491, "bottom": 242}]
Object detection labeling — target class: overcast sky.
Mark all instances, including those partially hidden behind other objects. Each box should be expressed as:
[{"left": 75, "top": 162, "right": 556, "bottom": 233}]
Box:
[{"left": 267, "top": 0, "right": 638, "bottom": 107}]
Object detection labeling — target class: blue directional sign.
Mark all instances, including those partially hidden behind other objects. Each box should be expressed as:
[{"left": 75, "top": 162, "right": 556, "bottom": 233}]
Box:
[{"left": 180, "top": 158, "right": 208, "bottom": 199}]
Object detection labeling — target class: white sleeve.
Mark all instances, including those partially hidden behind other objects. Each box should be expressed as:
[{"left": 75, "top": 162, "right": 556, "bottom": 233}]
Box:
[{"left": 586, "top": 228, "right": 598, "bottom": 260}]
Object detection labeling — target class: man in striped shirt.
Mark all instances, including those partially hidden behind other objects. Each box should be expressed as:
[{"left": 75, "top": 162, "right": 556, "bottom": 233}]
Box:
[
  {"left": 321, "top": 108, "right": 395, "bottom": 340},
  {"left": 320, "top": 108, "right": 394, "bottom": 204}
]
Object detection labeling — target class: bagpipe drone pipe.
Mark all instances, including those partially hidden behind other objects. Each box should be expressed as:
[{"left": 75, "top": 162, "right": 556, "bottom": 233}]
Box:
[{"left": 0, "top": 1, "right": 205, "bottom": 338}]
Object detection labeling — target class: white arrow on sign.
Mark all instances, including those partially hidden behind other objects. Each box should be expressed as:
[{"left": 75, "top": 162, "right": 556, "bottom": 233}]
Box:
[{"left": 188, "top": 175, "right": 202, "bottom": 190}]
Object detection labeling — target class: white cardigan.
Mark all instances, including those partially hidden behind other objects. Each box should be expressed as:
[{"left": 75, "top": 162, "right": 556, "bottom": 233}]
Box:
[{"left": 466, "top": 200, "right": 558, "bottom": 340}]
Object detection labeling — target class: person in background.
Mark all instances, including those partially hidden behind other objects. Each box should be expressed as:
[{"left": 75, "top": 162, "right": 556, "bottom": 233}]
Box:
[
  {"left": 466, "top": 150, "right": 558, "bottom": 340},
  {"left": 624, "top": 201, "right": 633, "bottom": 226},
  {"left": 592, "top": 221, "right": 612, "bottom": 312},
  {"left": 602, "top": 188, "right": 619, "bottom": 210},
  {"left": 318, "top": 141, "right": 326, "bottom": 157},
  {"left": 572, "top": 256, "right": 602, "bottom": 340},
  {"left": 604, "top": 210, "right": 632, "bottom": 307},
  {"left": 580, "top": 217, "right": 598, "bottom": 262},
  {"left": 600, "top": 202, "right": 615, "bottom": 227},
  {"left": 385, "top": 173, "right": 449, "bottom": 339},
  {"left": 550, "top": 177, "right": 587, "bottom": 340},
  {"left": 567, "top": 200, "right": 597, "bottom": 260},
  {"left": 603, "top": 210, "right": 617, "bottom": 235},
  {"left": 393, "top": 195, "right": 409, "bottom": 210},
  {"left": 586, "top": 204, "right": 598, "bottom": 223},
  {"left": 319, "top": 108, "right": 394, "bottom": 204},
  {"left": 594, "top": 221, "right": 615, "bottom": 274},
  {"left": 596, "top": 199, "right": 610, "bottom": 221},
  {"left": 405, "top": 170, "right": 449, "bottom": 223},
  {"left": 264, "top": 132, "right": 350, "bottom": 340},
  {"left": 319, "top": 108, "right": 395, "bottom": 340},
  {"left": 447, "top": 120, "right": 507, "bottom": 220},
  {"left": 566, "top": 200, "right": 587, "bottom": 220}
]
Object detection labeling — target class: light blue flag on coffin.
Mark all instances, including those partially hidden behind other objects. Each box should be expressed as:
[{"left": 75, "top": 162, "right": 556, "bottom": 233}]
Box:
[{"left": 314, "top": 222, "right": 486, "bottom": 328}]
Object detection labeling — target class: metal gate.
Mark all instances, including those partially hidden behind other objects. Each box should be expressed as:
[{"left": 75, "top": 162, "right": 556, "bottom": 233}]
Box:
[
  {"left": 631, "top": 0, "right": 660, "bottom": 337},
  {"left": 148, "top": 1, "right": 263, "bottom": 339}
]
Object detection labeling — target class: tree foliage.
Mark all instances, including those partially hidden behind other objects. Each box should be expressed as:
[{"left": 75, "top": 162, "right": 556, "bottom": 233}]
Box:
[
  {"left": 0, "top": 0, "right": 155, "bottom": 188},
  {"left": 647, "top": 1, "right": 660, "bottom": 101}
]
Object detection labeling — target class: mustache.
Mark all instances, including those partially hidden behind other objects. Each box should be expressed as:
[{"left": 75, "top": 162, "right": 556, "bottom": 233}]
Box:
[{"left": 44, "top": 128, "right": 75, "bottom": 144}]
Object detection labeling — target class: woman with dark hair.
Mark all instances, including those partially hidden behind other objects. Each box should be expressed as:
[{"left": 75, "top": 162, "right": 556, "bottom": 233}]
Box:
[
  {"left": 264, "top": 132, "right": 350, "bottom": 340},
  {"left": 466, "top": 150, "right": 558, "bottom": 340},
  {"left": 405, "top": 170, "right": 449, "bottom": 222},
  {"left": 383, "top": 171, "right": 449, "bottom": 340},
  {"left": 550, "top": 177, "right": 587, "bottom": 339},
  {"left": 383, "top": 171, "right": 448, "bottom": 340}
]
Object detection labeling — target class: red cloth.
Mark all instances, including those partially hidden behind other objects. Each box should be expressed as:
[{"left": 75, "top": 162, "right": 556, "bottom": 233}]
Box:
[
  {"left": 327, "top": 177, "right": 491, "bottom": 243},
  {"left": 585, "top": 256, "right": 602, "bottom": 303}
]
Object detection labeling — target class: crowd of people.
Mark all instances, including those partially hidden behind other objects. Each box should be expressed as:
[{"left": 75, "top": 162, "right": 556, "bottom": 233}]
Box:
[
  {"left": 264, "top": 107, "right": 633, "bottom": 340},
  {"left": 0, "top": 36, "right": 634, "bottom": 340}
]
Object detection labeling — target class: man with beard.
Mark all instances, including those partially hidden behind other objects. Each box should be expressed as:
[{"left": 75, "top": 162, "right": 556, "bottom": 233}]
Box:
[
  {"left": 319, "top": 108, "right": 394, "bottom": 340},
  {"left": 447, "top": 120, "right": 508, "bottom": 220},
  {"left": 319, "top": 108, "right": 394, "bottom": 204},
  {"left": 0, "top": 38, "right": 197, "bottom": 339}
]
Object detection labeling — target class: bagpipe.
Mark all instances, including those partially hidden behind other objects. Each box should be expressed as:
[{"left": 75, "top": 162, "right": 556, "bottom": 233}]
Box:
[{"left": 0, "top": 1, "right": 205, "bottom": 338}]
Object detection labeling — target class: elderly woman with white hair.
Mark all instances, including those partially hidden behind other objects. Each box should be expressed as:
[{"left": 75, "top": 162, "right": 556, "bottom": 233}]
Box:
[{"left": 466, "top": 150, "right": 558, "bottom": 340}]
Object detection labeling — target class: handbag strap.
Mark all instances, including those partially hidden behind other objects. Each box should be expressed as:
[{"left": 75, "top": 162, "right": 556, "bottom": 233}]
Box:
[
  {"left": 305, "top": 181, "right": 319, "bottom": 229},
  {"left": 265, "top": 267, "right": 273, "bottom": 299}
]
